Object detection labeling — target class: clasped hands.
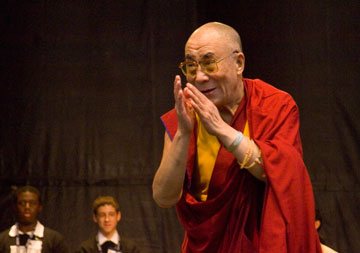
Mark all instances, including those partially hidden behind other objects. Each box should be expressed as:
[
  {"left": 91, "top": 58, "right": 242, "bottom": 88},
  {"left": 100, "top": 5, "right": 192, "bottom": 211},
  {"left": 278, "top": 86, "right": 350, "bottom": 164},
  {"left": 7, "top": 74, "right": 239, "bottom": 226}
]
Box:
[
  {"left": 172, "top": 75, "right": 265, "bottom": 180},
  {"left": 173, "top": 75, "right": 227, "bottom": 137}
]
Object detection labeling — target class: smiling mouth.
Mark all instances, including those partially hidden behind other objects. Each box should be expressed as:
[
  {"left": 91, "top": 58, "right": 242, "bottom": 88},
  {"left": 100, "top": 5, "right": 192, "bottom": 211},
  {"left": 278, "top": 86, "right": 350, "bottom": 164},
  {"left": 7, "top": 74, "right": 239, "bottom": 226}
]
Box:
[{"left": 201, "top": 88, "right": 216, "bottom": 94}]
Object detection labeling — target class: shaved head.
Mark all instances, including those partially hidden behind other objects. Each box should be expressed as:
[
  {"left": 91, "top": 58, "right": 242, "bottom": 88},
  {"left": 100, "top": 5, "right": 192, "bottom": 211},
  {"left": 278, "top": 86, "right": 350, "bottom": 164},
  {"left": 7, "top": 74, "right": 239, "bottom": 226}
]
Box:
[
  {"left": 186, "top": 22, "right": 243, "bottom": 53},
  {"left": 182, "top": 22, "right": 246, "bottom": 113}
]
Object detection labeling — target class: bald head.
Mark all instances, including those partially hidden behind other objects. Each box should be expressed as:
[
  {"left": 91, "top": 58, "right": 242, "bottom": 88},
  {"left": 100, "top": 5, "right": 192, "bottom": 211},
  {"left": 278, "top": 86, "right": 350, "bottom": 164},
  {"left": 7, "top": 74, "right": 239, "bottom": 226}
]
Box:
[{"left": 186, "top": 22, "right": 243, "bottom": 53}]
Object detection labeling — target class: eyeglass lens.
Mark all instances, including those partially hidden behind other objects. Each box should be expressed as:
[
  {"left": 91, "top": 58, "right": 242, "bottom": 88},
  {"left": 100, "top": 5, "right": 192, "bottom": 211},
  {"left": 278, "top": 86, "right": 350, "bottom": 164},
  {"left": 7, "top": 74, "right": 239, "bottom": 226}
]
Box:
[{"left": 182, "top": 60, "right": 218, "bottom": 77}]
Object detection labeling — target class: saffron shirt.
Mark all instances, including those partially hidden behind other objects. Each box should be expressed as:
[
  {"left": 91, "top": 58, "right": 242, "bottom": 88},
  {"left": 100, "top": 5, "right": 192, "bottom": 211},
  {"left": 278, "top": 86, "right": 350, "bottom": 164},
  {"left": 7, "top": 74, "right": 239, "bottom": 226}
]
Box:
[{"left": 161, "top": 78, "right": 322, "bottom": 252}]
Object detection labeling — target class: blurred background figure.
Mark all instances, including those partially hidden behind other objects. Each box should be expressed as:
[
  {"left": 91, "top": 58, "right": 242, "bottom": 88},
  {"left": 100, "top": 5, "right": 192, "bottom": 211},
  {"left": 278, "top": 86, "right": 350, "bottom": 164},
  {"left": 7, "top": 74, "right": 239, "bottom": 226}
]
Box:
[
  {"left": 0, "top": 185, "right": 69, "bottom": 253},
  {"left": 77, "top": 195, "right": 139, "bottom": 253}
]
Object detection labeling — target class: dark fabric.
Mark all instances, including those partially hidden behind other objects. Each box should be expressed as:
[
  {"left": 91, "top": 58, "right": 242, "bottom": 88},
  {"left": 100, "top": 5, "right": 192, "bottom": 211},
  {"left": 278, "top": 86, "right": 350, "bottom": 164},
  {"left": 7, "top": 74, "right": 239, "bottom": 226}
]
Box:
[
  {"left": 77, "top": 235, "right": 139, "bottom": 253},
  {"left": 0, "top": 1, "right": 193, "bottom": 252},
  {"left": 76, "top": 235, "right": 99, "bottom": 253},
  {"left": 0, "top": 1, "right": 359, "bottom": 252},
  {"left": 101, "top": 241, "right": 116, "bottom": 253},
  {"left": 161, "top": 79, "right": 322, "bottom": 252},
  {"left": 0, "top": 227, "right": 69, "bottom": 253},
  {"left": 19, "top": 234, "right": 30, "bottom": 245}
]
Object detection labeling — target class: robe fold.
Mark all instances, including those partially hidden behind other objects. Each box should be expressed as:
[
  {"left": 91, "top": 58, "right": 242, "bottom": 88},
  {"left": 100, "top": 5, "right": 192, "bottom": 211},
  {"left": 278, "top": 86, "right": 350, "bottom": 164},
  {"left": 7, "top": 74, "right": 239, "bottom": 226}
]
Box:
[{"left": 161, "top": 78, "right": 321, "bottom": 253}]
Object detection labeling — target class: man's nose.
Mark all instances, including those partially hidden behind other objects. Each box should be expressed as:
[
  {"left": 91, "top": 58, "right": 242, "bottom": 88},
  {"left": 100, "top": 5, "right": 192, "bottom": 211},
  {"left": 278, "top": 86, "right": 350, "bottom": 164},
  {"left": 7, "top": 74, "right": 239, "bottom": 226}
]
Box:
[{"left": 194, "top": 67, "right": 209, "bottom": 83}]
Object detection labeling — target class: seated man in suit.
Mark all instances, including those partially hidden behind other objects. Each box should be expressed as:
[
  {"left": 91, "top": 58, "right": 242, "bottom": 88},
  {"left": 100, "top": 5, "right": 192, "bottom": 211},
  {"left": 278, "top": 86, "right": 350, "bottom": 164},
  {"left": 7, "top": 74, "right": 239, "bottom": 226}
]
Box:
[
  {"left": 0, "top": 185, "right": 69, "bottom": 253},
  {"left": 77, "top": 195, "right": 139, "bottom": 253}
]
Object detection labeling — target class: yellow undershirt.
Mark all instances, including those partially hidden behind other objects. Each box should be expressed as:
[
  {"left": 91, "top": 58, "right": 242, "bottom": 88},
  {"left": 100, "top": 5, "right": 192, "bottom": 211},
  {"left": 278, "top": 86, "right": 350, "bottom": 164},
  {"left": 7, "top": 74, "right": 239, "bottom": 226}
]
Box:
[{"left": 193, "top": 113, "right": 249, "bottom": 201}]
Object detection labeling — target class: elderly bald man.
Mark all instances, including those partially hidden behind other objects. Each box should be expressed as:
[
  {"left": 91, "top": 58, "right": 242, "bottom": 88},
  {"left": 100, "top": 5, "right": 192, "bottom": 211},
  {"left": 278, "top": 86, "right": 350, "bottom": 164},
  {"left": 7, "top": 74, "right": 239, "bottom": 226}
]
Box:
[{"left": 152, "top": 22, "right": 321, "bottom": 252}]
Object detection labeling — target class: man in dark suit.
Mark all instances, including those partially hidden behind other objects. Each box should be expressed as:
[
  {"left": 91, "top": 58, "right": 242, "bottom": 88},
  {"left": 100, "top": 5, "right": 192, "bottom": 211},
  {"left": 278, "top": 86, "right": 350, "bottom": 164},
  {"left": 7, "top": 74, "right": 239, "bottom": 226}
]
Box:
[
  {"left": 0, "top": 185, "right": 69, "bottom": 253},
  {"left": 77, "top": 196, "right": 139, "bottom": 253}
]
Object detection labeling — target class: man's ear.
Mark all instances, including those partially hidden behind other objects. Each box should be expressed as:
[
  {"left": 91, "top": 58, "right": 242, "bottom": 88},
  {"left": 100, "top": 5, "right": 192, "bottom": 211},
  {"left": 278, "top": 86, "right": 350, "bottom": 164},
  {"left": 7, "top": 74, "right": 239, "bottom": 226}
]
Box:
[
  {"left": 93, "top": 213, "right": 98, "bottom": 223},
  {"left": 38, "top": 204, "right": 43, "bottom": 214},
  {"left": 117, "top": 211, "right": 121, "bottom": 222},
  {"left": 236, "top": 52, "right": 245, "bottom": 75}
]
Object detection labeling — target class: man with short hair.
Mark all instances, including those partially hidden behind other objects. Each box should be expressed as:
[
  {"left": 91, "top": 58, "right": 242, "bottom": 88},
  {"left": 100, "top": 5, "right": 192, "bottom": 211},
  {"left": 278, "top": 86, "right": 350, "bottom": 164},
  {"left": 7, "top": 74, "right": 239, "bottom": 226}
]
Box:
[
  {"left": 77, "top": 196, "right": 139, "bottom": 253},
  {"left": 152, "top": 22, "right": 322, "bottom": 252},
  {"left": 0, "top": 185, "right": 69, "bottom": 253}
]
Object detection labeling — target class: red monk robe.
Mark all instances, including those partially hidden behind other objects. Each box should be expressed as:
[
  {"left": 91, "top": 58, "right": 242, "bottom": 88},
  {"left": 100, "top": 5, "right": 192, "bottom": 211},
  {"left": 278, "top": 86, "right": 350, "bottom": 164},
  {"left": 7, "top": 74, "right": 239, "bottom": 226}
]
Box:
[{"left": 161, "top": 78, "right": 321, "bottom": 253}]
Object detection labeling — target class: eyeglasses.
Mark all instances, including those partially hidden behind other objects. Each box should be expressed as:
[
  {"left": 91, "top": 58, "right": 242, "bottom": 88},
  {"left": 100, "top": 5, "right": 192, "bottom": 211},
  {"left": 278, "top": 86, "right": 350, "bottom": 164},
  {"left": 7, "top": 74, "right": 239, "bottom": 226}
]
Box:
[{"left": 179, "top": 51, "right": 238, "bottom": 77}]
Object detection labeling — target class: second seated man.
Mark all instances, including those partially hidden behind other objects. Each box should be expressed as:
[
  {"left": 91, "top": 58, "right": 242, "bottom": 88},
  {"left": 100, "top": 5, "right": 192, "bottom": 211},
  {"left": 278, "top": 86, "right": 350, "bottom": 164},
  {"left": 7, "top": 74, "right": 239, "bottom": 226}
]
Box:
[{"left": 77, "top": 196, "right": 139, "bottom": 253}]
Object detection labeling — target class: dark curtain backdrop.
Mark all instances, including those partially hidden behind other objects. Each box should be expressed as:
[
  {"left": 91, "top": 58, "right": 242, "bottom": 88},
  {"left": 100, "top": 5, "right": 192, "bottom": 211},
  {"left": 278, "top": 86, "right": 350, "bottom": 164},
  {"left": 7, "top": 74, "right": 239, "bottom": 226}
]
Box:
[{"left": 1, "top": 1, "right": 359, "bottom": 252}]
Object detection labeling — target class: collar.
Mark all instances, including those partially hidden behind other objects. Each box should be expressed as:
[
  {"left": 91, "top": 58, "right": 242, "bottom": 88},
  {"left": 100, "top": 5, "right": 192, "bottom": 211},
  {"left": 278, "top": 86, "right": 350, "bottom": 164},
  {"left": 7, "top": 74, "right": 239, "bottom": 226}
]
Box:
[
  {"left": 97, "top": 230, "right": 120, "bottom": 246},
  {"left": 9, "top": 221, "right": 44, "bottom": 238}
]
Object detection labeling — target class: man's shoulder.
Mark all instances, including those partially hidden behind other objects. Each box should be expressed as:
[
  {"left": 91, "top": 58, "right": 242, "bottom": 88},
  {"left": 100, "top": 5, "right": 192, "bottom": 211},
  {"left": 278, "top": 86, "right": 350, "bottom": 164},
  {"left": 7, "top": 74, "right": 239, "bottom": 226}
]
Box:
[
  {"left": 77, "top": 235, "right": 97, "bottom": 252},
  {"left": 245, "top": 78, "right": 293, "bottom": 100},
  {"left": 0, "top": 228, "right": 11, "bottom": 244},
  {"left": 79, "top": 235, "right": 96, "bottom": 245},
  {"left": 0, "top": 228, "right": 10, "bottom": 236},
  {"left": 42, "top": 226, "right": 70, "bottom": 252},
  {"left": 121, "top": 237, "right": 140, "bottom": 253},
  {"left": 161, "top": 108, "right": 176, "bottom": 120},
  {"left": 0, "top": 227, "right": 12, "bottom": 242},
  {"left": 43, "top": 226, "right": 65, "bottom": 239},
  {"left": 160, "top": 109, "right": 178, "bottom": 138},
  {"left": 0, "top": 227, "right": 13, "bottom": 252},
  {"left": 245, "top": 78, "right": 297, "bottom": 110}
]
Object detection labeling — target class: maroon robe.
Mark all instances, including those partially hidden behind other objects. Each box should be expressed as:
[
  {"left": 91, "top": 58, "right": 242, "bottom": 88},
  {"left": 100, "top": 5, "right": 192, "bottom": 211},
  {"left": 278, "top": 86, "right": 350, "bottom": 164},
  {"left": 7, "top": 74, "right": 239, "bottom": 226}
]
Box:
[{"left": 161, "top": 78, "right": 321, "bottom": 253}]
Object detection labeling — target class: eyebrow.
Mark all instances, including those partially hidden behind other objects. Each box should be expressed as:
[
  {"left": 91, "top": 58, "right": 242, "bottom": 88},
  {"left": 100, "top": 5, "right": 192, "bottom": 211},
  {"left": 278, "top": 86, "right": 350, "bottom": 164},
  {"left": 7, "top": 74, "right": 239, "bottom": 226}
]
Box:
[
  {"left": 185, "top": 52, "right": 216, "bottom": 61},
  {"left": 201, "top": 52, "right": 215, "bottom": 59}
]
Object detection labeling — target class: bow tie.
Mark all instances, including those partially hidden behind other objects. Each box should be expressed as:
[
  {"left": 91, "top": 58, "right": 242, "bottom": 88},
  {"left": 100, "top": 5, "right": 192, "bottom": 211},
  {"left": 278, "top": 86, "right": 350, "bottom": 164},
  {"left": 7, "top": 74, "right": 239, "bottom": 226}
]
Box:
[
  {"left": 101, "top": 241, "right": 117, "bottom": 253},
  {"left": 19, "top": 234, "right": 30, "bottom": 245}
]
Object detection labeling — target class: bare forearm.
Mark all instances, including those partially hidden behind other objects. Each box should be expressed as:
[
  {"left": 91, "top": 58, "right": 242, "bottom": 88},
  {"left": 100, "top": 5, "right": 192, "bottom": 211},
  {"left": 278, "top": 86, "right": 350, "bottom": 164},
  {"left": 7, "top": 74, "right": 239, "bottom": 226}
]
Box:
[
  {"left": 233, "top": 137, "right": 265, "bottom": 181},
  {"left": 216, "top": 124, "right": 266, "bottom": 182},
  {"left": 152, "top": 131, "right": 190, "bottom": 207}
]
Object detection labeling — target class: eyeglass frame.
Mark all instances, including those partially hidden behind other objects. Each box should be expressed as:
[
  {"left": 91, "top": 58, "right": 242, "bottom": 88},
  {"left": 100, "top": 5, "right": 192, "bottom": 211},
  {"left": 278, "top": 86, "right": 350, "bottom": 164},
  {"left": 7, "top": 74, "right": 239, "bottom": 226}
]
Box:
[{"left": 178, "top": 50, "right": 239, "bottom": 77}]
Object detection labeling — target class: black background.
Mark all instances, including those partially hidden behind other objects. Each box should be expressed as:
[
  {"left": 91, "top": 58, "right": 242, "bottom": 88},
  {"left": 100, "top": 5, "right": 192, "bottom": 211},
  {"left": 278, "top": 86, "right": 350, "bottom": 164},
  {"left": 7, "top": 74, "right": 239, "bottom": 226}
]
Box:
[{"left": 1, "top": 1, "right": 359, "bottom": 252}]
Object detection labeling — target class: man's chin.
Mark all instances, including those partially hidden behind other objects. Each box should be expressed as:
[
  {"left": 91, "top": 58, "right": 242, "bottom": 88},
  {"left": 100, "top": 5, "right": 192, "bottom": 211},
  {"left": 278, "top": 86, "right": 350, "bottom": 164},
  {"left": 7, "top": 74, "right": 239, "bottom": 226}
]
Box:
[
  {"left": 18, "top": 218, "right": 36, "bottom": 226},
  {"left": 101, "top": 228, "right": 115, "bottom": 235},
  {"left": 210, "top": 99, "right": 222, "bottom": 108}
]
